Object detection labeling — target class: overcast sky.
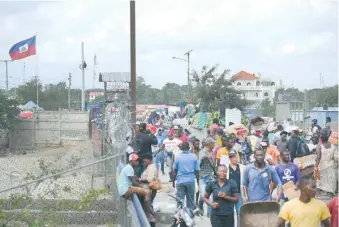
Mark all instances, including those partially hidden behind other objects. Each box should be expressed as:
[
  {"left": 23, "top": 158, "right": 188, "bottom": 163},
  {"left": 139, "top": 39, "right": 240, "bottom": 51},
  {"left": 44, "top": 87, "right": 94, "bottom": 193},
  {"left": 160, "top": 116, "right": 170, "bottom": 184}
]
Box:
[{"left": 0, "top": 0, "right": 337, "bottom": 90}]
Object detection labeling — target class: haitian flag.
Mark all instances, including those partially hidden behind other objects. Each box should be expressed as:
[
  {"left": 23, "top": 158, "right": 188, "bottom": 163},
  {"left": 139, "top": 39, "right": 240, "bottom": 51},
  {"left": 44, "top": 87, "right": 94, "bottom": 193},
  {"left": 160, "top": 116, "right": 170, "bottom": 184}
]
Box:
[{"left": 9, "top": 36, "right": 36, "bottom": 61}]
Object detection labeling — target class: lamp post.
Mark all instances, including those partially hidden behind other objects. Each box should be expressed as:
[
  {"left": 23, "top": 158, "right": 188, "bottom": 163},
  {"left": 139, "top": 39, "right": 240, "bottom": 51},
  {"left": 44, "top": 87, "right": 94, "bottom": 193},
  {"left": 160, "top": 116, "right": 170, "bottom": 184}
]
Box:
[{"left": 172, "top": 49, "right": 193, "bottom": 97}]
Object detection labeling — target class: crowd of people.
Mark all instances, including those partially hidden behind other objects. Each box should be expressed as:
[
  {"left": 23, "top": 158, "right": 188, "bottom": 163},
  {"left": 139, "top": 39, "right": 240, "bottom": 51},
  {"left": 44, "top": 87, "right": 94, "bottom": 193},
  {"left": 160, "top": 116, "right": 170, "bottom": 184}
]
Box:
[{"left": 116, "top": 115, "right": 338, "bottom": 227}]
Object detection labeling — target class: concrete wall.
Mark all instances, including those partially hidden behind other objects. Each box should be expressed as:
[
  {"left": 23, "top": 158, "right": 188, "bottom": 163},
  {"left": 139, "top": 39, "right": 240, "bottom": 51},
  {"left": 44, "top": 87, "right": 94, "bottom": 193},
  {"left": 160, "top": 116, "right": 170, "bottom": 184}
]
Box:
[{"left": 9, "top": 111, "right": 89, "bottom": 152}]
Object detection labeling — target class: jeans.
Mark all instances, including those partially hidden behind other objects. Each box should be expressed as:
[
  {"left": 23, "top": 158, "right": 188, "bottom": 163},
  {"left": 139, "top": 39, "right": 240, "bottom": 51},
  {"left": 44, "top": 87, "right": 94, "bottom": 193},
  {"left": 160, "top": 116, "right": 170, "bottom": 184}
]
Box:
[
  {"left": 176, "top": 182, "right": 195, "bottom": 210},
  {"left": 234, "top": 192, "right": 243, "bottom": 215},
  {"left": 199, "top": 176, "right": 212, "bottom": 214},
  {"left": 154, "top": 151, "right": 164, "bottom": 174},
  {"left": 167, "top": 153, "right": 173, "bottom": 181}
]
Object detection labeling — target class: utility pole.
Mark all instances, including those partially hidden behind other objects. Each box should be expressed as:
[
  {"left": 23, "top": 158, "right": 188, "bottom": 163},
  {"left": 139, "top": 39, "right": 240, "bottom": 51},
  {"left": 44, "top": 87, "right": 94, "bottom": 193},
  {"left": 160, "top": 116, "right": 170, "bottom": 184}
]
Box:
[
  {"left": 93, "top": 54, "right": 97, "bottom": 89},
  {"left": 130, "top": 0, "right": 137, "bottom": 127},
  {"left": 184, "top": 50, "right": 192, "bottom": 98},
  {"left": 68, "top": 73, "right": 72, "bottom": 111},
  {"left": 81, "top": 42, "right": 85, "bottom": 111},
  {"left": 0, "top": 60, "right": 10, "bottom": 91}
]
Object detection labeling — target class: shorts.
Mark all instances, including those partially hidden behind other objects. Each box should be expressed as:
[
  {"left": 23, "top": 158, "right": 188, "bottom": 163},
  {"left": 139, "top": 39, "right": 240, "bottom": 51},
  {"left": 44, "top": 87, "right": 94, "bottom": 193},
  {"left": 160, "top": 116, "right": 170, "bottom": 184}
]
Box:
[{"left": 123, "top": 186, "right": 150, "bottom": 199}]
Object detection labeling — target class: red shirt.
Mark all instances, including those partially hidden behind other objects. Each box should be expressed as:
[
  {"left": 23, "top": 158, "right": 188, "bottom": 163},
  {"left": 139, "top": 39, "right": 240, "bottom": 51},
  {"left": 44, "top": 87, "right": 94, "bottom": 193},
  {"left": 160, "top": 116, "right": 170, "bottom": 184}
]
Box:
[
  {"left": 328, "top": 197, "right": 338, "bottom": 227},
  {"left": 179, "top": 135, "right": 188, "bottom": 143}
]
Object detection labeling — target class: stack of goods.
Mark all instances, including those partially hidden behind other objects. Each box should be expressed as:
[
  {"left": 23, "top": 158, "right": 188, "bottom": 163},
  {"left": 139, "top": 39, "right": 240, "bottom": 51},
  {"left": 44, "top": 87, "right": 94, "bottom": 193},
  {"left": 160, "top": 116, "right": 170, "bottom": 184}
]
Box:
[
  {"left": 329, "top": 123, "right": 338, "bottom": 145},
  {"left": 191, "top": 112, "right": 210, "bottom": 129},
  {"left": 282, "top": 181, "right": 300, "bottom": 200},
  {"left": 294, "top": 154, "right": 317, "bottom": 176}
]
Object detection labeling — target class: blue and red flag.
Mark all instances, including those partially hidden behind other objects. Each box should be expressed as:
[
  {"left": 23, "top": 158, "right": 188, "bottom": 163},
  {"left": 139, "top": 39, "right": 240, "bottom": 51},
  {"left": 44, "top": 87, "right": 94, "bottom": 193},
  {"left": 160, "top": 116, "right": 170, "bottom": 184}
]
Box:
[{"left": 9, "top": 36, "right": 36, "bottom": 61}]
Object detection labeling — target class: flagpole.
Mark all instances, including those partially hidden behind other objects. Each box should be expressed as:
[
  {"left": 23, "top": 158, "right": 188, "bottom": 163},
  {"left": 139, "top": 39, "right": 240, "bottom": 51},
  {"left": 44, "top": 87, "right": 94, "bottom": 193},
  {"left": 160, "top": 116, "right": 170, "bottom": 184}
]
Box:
[
  {"left": 35, "top": 33, "right": 39, "bottom": 109},
  {"left": 23, "top": 61, "right": 26, "bottom": 84}
]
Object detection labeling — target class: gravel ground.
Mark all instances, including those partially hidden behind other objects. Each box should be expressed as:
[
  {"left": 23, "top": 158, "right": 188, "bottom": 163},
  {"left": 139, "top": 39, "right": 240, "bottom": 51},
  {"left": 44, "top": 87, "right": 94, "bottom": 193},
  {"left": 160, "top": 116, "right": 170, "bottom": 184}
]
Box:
[{"left": 0, "top": 140, "right": 103, "bottom": 200}]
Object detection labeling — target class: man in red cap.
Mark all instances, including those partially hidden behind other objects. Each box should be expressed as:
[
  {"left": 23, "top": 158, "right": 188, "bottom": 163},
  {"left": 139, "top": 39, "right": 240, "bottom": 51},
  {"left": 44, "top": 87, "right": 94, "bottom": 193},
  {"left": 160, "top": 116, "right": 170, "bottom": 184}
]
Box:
[
  {"left": 117, "top": 153, "right": 155, "bottom": 222},
  {"left": 155, "top": 129, "right": 182, "bottom": 182}
]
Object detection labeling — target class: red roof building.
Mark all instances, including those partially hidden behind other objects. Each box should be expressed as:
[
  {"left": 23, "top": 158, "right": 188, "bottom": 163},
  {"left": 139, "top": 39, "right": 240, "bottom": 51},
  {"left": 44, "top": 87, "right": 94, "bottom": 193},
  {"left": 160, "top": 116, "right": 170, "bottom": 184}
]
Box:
[{"left": 232, "top": 71, "right": 259, "bottom": 80}]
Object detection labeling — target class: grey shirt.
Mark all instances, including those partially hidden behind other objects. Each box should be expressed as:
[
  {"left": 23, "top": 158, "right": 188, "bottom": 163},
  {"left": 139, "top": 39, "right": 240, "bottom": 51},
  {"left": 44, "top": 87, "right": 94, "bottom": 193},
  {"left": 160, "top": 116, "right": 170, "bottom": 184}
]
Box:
[
  {"left": 275, "top": 139, "right": 288, "bottom": 152},
  {"left": 198, "top": 148, "right": 215, "bottom": 178}
]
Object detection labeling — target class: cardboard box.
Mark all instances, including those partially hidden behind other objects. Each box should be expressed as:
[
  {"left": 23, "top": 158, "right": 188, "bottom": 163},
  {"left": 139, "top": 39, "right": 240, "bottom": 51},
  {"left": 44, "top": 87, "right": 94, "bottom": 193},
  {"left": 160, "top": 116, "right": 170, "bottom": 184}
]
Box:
[{"left": 282, "top": 181, "right": 300, "bottom": 200}]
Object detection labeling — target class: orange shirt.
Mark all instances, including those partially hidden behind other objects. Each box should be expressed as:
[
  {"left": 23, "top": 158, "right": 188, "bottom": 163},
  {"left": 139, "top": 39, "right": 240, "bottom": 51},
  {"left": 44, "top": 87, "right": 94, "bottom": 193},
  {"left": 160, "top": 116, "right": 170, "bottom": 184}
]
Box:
[{"left": 266, "top": 145, "right": 280, "bottom": 164}]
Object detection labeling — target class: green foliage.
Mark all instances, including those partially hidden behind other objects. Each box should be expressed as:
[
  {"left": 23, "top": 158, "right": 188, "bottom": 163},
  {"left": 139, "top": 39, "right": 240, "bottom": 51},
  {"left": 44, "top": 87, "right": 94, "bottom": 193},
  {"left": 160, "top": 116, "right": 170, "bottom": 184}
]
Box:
[
  {"left": 136, "top": 77, "right": 187, "bottom": 104},
  {"left": 0, "top": 91, "right": 19, "bottom": 131},
  {"left": 307, "top": 85, "right": 338, "bottom": 108},
  {"left": 260, "top": 98, "right": 276, "bottom": 117},
  {"left": 191, "top": 65, "right": 249, "bottom": 112},
  {"left": 275, "top": 87, "right": 305, "bottom": 102}
]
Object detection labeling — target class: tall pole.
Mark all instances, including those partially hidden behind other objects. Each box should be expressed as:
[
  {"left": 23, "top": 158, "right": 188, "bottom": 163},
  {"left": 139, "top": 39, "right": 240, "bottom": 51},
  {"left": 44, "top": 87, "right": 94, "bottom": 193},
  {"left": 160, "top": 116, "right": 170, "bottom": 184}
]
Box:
[
  {"left": 5, "top": 61, "right": 8, "bottom": 91},
  {"left": 184, "top": 50, "right": 193, "bottom": 98},
  {"left": 93, "top": 54, "right": 97, "bottom": 89},
  {"left": 81, "top": 42, "right": 85, "bottom": 111},
  {"left": 36, "top": 75, "right": 39, "bottom": 107},
  {"left": 68, "top": 73, "right": 72, "bottom": 111},
  {"left": 23, "top": 61, "right": 26, "bottom": 84},
  {"left": 0, "top": 60, "right": 10, "bottom": 91},
  {"left": 130, "top": 0, "right": 137, "bottom": 127}
]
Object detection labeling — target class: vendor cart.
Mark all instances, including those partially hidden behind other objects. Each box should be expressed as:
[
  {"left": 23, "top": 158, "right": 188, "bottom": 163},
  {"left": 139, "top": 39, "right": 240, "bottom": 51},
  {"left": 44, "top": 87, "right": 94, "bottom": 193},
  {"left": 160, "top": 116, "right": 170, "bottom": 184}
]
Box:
[{"left": 239, "top": 201, "right": 280, "bottom": 227}]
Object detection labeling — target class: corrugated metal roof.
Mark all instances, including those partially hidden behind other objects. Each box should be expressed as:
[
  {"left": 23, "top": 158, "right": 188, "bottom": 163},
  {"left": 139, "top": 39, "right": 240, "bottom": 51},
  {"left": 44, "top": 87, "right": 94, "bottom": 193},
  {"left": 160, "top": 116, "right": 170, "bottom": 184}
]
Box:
[
  {"left": 311, "top": 107, "right": 338, "bottom": 111},
  {"left": 99, "top": 72, "right": 131, "bottom": 82}
]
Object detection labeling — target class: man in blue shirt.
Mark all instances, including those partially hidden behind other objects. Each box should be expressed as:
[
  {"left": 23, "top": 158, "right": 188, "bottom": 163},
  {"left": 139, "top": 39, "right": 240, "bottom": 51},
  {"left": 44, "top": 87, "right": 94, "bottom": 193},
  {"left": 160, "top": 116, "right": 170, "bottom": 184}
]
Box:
[
  {"left": 154, "top": 129, "right": 166, "bottom": 175},
  {"left": 117, "top": 153, "right": 154, "bottom": 222},
  {"left": 241, "top": 146, "right": 281, "bottom": 202},
  {"left": 173, "top": 142, "right": 200, "bottom": 210}
]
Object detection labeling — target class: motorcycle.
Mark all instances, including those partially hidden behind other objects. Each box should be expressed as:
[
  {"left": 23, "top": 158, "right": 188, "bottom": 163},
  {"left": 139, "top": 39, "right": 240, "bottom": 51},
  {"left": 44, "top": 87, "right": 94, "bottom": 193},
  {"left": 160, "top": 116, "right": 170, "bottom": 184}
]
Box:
[{"left": 168, "top": 194, "right": 201, "bottom": 227}]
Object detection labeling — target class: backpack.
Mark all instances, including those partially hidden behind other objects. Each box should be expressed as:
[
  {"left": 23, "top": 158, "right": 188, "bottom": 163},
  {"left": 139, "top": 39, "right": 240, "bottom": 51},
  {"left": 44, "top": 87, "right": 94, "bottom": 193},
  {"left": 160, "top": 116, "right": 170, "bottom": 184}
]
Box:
[{"left": 296, "top": 140, "right": 310, "bottom": 157}]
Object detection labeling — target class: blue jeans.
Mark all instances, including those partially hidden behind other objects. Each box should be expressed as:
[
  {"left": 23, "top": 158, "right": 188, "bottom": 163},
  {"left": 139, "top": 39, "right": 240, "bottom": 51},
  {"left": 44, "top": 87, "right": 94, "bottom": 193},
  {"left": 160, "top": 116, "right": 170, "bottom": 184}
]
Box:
[
  {"left": 153, "top": 151, "right": 165, "bottom": 174},
  {"left": 176, "top": 182, "right": 195, "bottom": 210},
  {"left": 235, "top": 192, "right": 243, "bottom": 215},
  {"left": 167, "top": 153, "right": 173, "bottom": 181},
  {"left": 199, "top": 176, "right": 212, "bottom": 214}
]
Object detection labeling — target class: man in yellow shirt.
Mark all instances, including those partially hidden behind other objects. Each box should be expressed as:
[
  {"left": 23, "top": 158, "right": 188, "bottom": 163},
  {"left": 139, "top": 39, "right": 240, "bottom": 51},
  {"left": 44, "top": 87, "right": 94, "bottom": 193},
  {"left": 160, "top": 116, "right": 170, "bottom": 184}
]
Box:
[
  {"left": 216, "top": 136, "right": 234, "bottom": 165},
  {"left": 276, "top": 175, "right": 331, "bottom": 227}
]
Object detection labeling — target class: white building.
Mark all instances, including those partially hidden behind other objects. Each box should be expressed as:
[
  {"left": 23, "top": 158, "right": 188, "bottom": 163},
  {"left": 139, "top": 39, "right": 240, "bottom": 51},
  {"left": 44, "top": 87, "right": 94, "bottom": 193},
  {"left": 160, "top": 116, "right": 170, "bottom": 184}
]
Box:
[{"left": 231, "top": 71, "right": 282, "bottom": 107}]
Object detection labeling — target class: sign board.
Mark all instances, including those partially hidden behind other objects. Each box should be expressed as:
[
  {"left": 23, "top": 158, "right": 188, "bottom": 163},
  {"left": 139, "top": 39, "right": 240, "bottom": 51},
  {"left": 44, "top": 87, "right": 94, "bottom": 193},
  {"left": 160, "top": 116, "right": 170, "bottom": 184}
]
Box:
[{"left": 225, "top": 108, "right": 241, "bottom": 126}]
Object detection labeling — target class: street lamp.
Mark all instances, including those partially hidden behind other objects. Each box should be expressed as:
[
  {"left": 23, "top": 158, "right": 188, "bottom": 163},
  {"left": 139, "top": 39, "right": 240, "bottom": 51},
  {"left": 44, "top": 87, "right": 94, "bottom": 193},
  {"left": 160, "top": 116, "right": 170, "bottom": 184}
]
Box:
[{"left": 172, "top": 49, "right": 193, "bottom": 97}]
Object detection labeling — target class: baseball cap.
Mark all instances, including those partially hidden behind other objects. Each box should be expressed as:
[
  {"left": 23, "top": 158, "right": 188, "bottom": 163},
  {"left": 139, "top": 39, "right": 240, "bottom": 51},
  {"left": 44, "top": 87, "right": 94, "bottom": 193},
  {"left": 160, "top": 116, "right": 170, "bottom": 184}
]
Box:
[
  {"left": 168, "top": 129, "right": 175, "bottom": 137},
  {"left": 229, "top": 150, "right": 237, "bottom": 157},
  {"left": 129, "top": 153, "right": 139, "bottom": 161},
  {"left": 173, "top": 125, "right": 179, "bottom": 130},
  {"left": 125, "top": 145, "right": 134, "bottom": 154},
  {"left": 204, "top": 137, "right": 216, "bottom": 144}
]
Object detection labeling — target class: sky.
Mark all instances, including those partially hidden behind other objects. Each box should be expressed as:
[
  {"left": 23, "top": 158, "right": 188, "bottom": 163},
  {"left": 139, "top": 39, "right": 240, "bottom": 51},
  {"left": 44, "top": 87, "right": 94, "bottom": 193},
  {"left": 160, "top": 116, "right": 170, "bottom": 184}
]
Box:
[{"left": 0, "top": 0, "right": 338, "bottom": 91}]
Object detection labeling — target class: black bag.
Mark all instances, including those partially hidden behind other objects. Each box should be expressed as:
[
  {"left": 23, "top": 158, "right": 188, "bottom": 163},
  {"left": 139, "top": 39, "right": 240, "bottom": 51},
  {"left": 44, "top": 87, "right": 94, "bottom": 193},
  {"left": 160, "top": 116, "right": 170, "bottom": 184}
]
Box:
[{"left": 296, "top": 140, "right": 310, "bottom": 157}]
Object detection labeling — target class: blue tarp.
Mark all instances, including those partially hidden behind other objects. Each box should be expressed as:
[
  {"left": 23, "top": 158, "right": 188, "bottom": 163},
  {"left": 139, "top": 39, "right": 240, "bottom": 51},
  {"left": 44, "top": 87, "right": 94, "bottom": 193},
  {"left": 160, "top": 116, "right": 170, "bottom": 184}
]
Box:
[{"left": 19, "top": 101, "right": 43, "bottom": 110}]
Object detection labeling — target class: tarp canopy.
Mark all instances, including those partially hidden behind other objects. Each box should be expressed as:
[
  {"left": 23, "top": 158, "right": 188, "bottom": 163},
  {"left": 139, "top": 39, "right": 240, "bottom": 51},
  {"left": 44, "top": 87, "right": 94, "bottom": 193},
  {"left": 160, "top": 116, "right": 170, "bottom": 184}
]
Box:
[{"left": 18, "top": 101, "right": 43, "bottom": 111}]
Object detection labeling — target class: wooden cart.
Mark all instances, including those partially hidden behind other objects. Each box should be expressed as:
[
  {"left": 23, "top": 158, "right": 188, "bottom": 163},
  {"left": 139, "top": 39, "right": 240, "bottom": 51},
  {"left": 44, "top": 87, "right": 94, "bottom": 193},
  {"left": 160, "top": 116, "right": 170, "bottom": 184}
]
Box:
[{"left": 239, "top": 201, "right": 280, "bottom": 227}]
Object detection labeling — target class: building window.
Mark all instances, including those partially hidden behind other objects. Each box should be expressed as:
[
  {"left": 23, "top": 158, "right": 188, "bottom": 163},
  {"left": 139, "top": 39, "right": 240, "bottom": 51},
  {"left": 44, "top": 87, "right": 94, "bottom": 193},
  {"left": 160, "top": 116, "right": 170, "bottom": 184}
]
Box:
[
  {"left": 271, "top": 82, "right": 275, "bottom": 86},
  {"left": 254, "top": 93, "right": 259, "bottom": 97},
  {"left": 237, "top": 82, "right": 241, "bottom": 86},
  {"left": 247, "top": 82, "right": 251, "bottom": 86},
  {"left": 264, "top": 92, "right": 269, "bottom": 96},
  {"left": 256, "top": 81, "right": 260, "bottom": 86}
]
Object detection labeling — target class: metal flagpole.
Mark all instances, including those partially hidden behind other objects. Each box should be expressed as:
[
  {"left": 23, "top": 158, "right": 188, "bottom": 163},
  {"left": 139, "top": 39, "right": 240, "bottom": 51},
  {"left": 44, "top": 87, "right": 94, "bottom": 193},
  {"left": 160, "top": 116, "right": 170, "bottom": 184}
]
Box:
[
  {"left": 35, "top": 33, "right": 39, "bottom": 109},
  {"left": 23, "top": 61, "right": 26, "bottom": 84},
  {"left": 81, "top": 42, "right": 85, "bottom": 111}
]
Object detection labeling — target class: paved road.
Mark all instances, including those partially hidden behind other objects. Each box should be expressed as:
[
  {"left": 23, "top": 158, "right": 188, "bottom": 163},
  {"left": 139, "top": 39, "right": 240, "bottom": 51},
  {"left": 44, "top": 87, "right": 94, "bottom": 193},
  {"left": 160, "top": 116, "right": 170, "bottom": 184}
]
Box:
[{"left": 153, "top": 167, "right": 216, "bottom": 227}]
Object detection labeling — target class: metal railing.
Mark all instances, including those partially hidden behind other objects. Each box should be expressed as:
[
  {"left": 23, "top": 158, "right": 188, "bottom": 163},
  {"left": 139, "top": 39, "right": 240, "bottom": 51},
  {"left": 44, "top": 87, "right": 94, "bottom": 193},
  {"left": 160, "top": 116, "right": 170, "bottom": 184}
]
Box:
[{"left": 0, "top": 125, "right": 132, "bottom": 227}]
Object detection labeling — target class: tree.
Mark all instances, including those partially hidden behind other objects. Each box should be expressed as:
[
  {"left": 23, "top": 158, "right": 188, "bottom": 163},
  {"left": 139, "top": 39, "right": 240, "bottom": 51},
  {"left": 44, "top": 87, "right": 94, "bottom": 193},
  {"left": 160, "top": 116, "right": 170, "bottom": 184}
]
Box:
[
  {"left": 307, "top": 85, "right": 338, "bottom": 108},
  {"left": 0, "top": 91, "right": 19, "bottom": 131},
  {"left": 275, "top": 87, "right": 305, "bottom": 102},
  {"left": 191, "top": 65, "right": 249, "bottom": 111},
  {"left": 260, "top": 98, "right": 275, "bottom": 117}
]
